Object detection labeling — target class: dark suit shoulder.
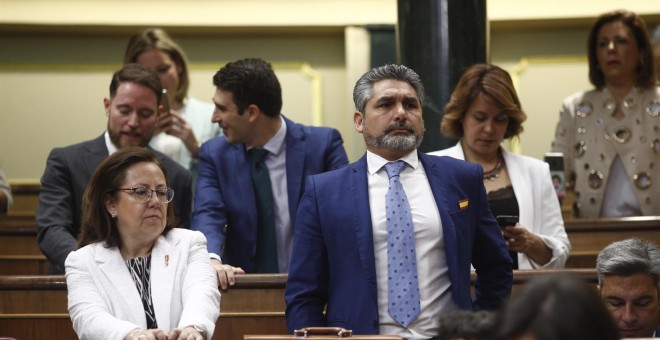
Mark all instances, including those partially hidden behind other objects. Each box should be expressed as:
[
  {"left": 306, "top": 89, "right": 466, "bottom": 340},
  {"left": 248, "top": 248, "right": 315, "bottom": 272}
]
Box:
[
  {"left": 48, "top": 135, "right": 106, "bottom": 158},
  {"left": 284, "top": 116, "right": 339, "bottom": 140},
  {"left": 305, "top": 158, "right": 361, "bottom": 186},
  {"left": 201, "top": 135, "right": 238, "bottom": 155},
  {"left": 298, "top": 123, "right": 338, "bottom": 136},
  {"left": 421, "top": 152, "right": 482, "bottom": 174}
]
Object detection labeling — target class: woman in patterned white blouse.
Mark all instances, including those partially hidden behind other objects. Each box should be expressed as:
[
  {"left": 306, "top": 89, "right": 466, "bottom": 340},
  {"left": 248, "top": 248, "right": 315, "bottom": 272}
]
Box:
[
  {"left": 65, "top": 147, "right": 220, "bottom": 340},
  {"left": 551, "top": 10, "right": 659, "bottom": 217}
]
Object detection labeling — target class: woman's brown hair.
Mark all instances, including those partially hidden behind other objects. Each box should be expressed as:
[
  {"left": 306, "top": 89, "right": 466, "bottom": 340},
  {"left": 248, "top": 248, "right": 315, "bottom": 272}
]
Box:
[
  {"left": 587, "top": 10, "right": 655, "bottom": 89},
  {"left": 78, "top": 147, "right": 175, "bottom": 248},
  {"left": 441, "top": 64, "right": 527, "bottom": 140},
  {"left": 123, "top": 28, "right": 191, "bottom": 103}
]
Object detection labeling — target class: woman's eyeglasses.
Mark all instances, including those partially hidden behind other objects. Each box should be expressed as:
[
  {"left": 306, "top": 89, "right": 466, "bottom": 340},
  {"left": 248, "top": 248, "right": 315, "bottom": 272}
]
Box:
[{"left": 118, "top": 187, "right": 174, "bottom": 203}]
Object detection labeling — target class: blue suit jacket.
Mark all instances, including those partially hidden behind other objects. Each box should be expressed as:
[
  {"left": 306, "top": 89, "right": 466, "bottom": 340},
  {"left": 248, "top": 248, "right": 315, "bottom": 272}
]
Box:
[
  {"left": 191, "top": 116, "right": 348, "bottom": 272},
  {"left": 285, "top": 153, "right": 512, "bottom": 334}
]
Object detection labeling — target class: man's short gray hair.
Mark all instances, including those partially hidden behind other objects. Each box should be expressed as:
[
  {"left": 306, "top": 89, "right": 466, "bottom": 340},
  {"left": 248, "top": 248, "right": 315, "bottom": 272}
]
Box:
[
  {"left": 596, "top": 238, "right": 660, "bottom": 290},
  {"left": 352, "top": 64, "right": 425, "bottom": 113}
]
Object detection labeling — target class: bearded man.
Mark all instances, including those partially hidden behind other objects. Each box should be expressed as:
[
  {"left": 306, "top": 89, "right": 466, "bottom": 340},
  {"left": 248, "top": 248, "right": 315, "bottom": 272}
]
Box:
[
  {"left": 284, "top": 64, "right": 512, "bottom": 339},
  {"left": 36, "top": 64, "right": 192, "bottom": 274}
]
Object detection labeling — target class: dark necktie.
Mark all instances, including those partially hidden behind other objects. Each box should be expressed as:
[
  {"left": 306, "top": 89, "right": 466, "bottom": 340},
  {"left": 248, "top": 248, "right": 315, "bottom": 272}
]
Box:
[
  {"left": 247, "top": 148, "right": 278, "bottom": 273},
  {"left": 384, "top": 160, "right": 420, "bottom": 327}
]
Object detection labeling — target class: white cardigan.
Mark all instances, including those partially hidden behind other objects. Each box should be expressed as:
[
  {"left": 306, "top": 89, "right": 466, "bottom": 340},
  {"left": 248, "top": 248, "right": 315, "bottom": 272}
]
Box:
[
  {"left": 429, "top": 143, "right": 570, "bottom": 269},
  {"left": 65, "top": 229, "right": 221, "bottom": 340}
]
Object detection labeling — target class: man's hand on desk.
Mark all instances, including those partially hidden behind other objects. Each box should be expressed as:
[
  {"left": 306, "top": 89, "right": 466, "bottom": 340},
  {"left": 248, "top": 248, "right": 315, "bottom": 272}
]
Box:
[{"left": 211, "top": 258, "right": 245, "bottom": 290}]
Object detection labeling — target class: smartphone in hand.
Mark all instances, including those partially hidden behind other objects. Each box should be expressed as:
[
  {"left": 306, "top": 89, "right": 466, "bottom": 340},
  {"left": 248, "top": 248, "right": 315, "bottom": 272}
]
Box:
[
  {"left": 496, "top": 215, "right": 519, "bottom": 228},
  {"left": 160, "top": 89, "right": 171, "bottom": 113}
]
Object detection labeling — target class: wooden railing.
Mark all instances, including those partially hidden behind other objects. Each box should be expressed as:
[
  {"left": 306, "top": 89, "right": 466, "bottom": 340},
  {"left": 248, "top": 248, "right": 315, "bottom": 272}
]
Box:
[
  {"left": 5, "top": 182, "right": 40, "bottom": 217},
  {"left": 3, "top": 213, "right": 659, "bottom": 275},
  {"left": 0, "top": 215, "right": 48, "bottom": 275},
  {"left": 0, "top": 274, "right": 288, "bottom": 340},
  {"left": 0, "top": 270, "right": 599, "bottom": 340}
]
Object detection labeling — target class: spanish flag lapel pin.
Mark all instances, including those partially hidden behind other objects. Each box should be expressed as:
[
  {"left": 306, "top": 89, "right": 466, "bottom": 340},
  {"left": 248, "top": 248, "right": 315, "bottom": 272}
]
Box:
[{"left": 458, "top": 199, "right": 469, "bottom": 210}]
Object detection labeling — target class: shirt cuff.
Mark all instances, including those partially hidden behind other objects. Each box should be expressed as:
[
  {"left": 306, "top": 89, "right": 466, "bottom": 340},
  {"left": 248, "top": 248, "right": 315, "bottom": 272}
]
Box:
[{"left": 208, "top": 252, "right": 222, "bottom": 263}]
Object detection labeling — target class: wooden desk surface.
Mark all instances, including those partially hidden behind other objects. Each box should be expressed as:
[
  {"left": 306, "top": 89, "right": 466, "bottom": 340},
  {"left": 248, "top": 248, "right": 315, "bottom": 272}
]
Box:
[{"left": 564, "top": 216, "right": 660, "bottom": 254}]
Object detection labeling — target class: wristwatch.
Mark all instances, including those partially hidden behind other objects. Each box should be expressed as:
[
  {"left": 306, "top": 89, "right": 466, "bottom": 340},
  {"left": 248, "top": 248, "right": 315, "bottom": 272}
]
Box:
[{"left": 185, "top": 325, "right": 206, "bottom": 338}]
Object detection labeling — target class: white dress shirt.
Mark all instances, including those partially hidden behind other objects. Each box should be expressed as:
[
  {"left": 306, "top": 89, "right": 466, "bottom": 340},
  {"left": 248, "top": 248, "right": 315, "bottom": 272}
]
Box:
[
  {"left": 104, "top": 131, "right": 118, "bottom": 155},
  {"left": 367, "top": 150, "right": 457, "bottom": 339}
]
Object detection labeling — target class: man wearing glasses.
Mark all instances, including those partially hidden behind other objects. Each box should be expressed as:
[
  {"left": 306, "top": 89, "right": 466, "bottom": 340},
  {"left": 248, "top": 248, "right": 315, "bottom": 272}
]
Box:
[{"left": 36, "top": 63, "right": 192, "bottom": 274}]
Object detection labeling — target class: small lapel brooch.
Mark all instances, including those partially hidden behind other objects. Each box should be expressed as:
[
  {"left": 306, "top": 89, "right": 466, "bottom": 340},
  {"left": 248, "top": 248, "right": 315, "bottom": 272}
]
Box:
[{"left": 458, "top": 199, "right": 469, "bottom": 210}]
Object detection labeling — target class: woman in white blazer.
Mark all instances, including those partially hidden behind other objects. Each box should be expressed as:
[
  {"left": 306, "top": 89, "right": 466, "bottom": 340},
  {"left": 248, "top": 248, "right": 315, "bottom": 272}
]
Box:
[
  {"left": 429, "top": 64, "right": 570, "bottom": 269},
  {"left": 65, "top": 147, "right": 220, "bottom": 340}
]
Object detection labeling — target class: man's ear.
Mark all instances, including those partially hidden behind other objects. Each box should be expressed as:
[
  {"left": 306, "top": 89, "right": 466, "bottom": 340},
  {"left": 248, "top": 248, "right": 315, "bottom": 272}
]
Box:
[
  {"left": 103, "top": 97, "right": 111, "bottom": 116},
  {"left": 353, "top": 111, "right": 365, "bottom": 133},
  {"left": 246, "top": 104, "right": 261, "bottom": 123}
]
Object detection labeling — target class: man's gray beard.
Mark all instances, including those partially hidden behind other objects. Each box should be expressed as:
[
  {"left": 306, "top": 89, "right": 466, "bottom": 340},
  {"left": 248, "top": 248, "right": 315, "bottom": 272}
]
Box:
[{"left": 363, "top": 125, "right": 424, "bottom": 152}]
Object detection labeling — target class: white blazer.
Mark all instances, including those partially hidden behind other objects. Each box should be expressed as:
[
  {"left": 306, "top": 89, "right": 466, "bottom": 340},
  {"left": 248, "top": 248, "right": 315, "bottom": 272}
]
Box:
[
  {"left": 429, "top": 143, "right": 571, "bottom": 269},
  {"left": 65, "top": 228, "right": 221, "bottom": 340}
]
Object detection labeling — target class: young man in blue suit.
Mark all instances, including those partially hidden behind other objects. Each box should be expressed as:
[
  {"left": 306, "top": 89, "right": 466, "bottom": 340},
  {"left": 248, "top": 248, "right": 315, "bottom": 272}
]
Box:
[
  {"left": 285, "top": 64, "right": 512, "bottom": 338},
  {"left": 191, "top": 58, "right": 348, "bottom": 288}
]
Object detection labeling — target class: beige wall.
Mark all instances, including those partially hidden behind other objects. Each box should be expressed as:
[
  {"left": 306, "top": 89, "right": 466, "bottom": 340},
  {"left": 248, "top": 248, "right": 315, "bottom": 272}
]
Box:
[
  {"left": 1, "top": 0, "right": 659, "bottom": 181},
  {"left": 0, "top": 33, "right": 349, "bottom": 180}
]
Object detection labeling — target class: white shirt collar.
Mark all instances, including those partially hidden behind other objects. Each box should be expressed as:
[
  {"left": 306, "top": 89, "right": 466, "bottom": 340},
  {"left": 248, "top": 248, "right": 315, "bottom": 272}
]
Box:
[
  {"left": 366, "top": 149, "right": 419, "bottom": 176},
  {"left": 104, "top": 131, "right": 118, "bottom": 155},
  {"left": 247, "top": 115, "right": 287, "bottom": 155}
]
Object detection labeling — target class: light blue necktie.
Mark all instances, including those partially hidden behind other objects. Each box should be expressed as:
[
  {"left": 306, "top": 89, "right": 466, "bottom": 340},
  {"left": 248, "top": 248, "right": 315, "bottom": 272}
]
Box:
[{"left": 384, "top": 160, "right": 420, "bottom": 328}]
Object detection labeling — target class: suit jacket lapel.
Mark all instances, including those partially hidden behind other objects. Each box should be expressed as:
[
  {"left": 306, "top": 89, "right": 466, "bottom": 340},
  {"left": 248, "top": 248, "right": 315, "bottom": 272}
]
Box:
[
  {"left": 419, "top": 153, "right": 460, "bottom": 284},
  {"left": 84, "top": 134, "right": 110, "bottom": 175},
  {"left": 96, "top": 244, "right": 146, "bottom": 326},
  {"left": 151, "top": 235, "right": 175, "bottom": 329},
  {"left": 284, "top": 117, "right": 305, "bottom": 222},
  {"left": 350, "top": 157, "right": 378, "bottom": 292}
]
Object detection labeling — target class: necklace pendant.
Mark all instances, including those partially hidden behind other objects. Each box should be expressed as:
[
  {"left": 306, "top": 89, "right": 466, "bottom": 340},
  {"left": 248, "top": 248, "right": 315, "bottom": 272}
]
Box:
[{"left": 482, "top": 160, "right": 503, "bottom": 181}]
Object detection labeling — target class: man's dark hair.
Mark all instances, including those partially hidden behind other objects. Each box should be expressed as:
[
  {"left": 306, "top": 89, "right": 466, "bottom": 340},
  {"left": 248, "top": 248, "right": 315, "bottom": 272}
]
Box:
[
  {"left": 109, "top": 63, "right": 163, "bottom": 104},
  {"left": 212, "top": 58, "right": 282, "bottom": 117}
]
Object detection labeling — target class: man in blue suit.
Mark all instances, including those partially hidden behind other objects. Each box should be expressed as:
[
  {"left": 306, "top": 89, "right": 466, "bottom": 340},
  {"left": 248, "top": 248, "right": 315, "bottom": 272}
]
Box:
[
  {"left": 285, "top": 64, "right": 512, "bottom": 338},
  {"left": 192, "top": 58, "right": 348, "bottom": 288}
]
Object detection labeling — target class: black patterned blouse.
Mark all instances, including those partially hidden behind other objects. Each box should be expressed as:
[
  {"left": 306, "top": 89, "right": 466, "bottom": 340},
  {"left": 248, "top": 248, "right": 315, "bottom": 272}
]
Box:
[{"left": 125, "top": 255, "right": 158, "bottom": 329}]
